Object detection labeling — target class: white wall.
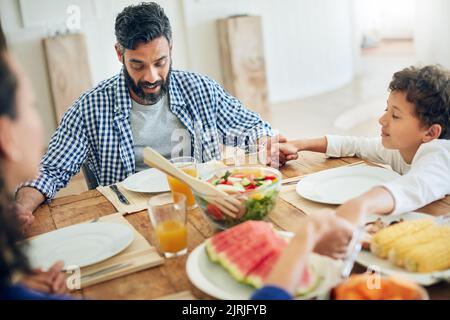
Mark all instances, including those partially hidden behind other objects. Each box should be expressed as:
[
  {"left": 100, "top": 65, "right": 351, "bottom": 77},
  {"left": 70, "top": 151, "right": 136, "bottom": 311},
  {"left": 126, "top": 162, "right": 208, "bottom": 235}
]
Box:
[
  {"left": 414, "top": 0, "right": 450, "bottom": 68},
  {"left": 1, "top": 0, "right": 357, "bottom": 140},
  {"left": 0, "top": 0, "right": 189, "bottom": 143},
  {"left": 182, "top": 0, "right": 355, "bottom": 104}
]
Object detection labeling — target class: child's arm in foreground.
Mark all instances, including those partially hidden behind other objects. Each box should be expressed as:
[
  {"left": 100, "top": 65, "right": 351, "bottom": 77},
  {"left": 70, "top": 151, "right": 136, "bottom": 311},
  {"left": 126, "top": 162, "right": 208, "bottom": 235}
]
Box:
[{"left": 251, "top": 211, "right": 354, "bottom": 299}]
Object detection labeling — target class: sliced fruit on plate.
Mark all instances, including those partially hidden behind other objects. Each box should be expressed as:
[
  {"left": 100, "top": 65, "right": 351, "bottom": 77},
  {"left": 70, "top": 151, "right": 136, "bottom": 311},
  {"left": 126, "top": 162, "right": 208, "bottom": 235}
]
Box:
[
  {"left": 295, "top": 265, "right": 323, "bottom": 296},
  {"left": 206, "top": 221, "right": 285, "bottom": 281},
  {"left": 205, "top": 220, "right": 323, "bottom": 296}
]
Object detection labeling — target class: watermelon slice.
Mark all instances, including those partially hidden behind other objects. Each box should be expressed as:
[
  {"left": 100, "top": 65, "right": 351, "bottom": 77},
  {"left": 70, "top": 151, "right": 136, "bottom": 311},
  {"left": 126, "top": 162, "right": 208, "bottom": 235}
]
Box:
[
  {"left": 206, "top": 221, "right": 283, "bottom": 281},
  {"left": 205, "top": 220, "right": 323, "bottom": 297},
  {"left": 295, "top": 264, "right": 323, "bottom": 297},
  {"left": 245, "top": 250, "right": 283, "bottom": 288}
]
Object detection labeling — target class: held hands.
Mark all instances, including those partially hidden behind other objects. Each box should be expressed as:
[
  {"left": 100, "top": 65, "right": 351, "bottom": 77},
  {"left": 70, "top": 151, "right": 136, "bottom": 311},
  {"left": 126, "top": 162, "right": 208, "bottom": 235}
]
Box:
[
  {"left": 262, "top": 135, "right": 300, "bottom": 168},
  {"left": 20, "top": 260, "right": 69, "bottom": 295}
]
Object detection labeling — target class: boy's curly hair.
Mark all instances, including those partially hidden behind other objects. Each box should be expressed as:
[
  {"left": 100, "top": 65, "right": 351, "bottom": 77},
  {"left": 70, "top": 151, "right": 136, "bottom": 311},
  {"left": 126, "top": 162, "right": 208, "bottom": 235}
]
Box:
[{"left": 389, "top": 65, "right": 450, "bottom": 139}]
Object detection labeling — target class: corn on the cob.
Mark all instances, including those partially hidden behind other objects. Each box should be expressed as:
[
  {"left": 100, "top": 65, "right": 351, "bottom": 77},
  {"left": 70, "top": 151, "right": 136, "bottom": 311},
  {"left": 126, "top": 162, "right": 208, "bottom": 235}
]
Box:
[
  {"left": 404, "top": 237, "right": 450, "bottom": 272},
  {"left": 371, "top": 219, "right": 434, "bottom": 258},
  {"left": 387, "top": 225, "right": 450, "bottom": 267}
]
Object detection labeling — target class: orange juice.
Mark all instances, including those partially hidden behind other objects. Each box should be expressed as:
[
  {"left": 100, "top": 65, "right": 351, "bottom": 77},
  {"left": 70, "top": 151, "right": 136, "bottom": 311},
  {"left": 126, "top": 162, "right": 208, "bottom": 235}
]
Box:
[
  {"left": 155, "top": 220, "right": 188, "bottom": 253},
  {"left": 167, "top": 167, "right": 198, "bottom": 208}
]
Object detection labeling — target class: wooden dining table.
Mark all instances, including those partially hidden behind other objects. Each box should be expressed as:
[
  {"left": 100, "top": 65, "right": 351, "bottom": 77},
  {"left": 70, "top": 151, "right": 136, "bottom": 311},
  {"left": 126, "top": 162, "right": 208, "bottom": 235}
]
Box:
[{"left": 25, "top": 152, "right": 450, "bottom": 300}]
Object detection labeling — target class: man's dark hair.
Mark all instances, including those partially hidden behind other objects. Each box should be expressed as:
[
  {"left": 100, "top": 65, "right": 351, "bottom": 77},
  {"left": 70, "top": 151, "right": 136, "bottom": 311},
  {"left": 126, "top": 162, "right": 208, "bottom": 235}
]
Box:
[
  {"left": 389, "top": 65, "right": 450, "bottom": 139},
  {"left": 115, "top": 2, "right": 172, "bottom": 52}
]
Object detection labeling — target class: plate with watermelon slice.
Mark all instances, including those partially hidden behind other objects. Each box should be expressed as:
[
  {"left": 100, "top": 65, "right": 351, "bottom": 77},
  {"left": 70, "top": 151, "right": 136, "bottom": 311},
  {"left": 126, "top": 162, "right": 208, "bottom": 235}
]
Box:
[{"left": 186, "top": 221, "right": 343, "bottom": 300}]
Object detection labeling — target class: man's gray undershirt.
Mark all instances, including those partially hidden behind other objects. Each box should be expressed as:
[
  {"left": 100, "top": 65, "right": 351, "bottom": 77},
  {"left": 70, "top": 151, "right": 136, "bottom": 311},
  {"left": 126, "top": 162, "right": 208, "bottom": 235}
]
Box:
[{"left": 130, "top": 95, "right": 191, "bottom": 172}]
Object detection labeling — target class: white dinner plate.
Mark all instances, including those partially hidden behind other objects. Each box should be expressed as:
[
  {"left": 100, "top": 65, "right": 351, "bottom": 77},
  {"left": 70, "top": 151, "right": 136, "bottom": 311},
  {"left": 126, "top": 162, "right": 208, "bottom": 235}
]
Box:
[
  {"left": 357, "top": 212, "right": 450, "bottom": 286},
  {"left": 186, "top": 232, "right": 342, "bottom": 300},
  {"left": 296, "top": 165, "right": 400, "bottom": 205},
  {"left": 121, "top": 162, "right": 224, "bottom": 193},
  {"left": 122, "top": 168, "right": 170, "bottom": 193},
  {"left": 26, "top": 222, "right": 134, "bottom": 270}
]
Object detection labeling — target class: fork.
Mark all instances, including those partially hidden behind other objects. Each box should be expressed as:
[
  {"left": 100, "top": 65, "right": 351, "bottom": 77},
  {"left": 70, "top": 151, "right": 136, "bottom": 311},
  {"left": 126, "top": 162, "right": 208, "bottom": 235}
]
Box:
[{"left": 109, "top": 184, "right": 130, "bottom": 205}]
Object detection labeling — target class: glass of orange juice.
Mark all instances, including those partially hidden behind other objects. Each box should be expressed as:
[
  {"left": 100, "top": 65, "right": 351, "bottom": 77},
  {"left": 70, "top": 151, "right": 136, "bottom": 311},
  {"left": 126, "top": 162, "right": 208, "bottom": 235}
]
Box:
[
  {"left": 167, "top": 156, "right": 198, "bottom": 210},
  {"left": 148, "top": 192, "right": 188, "bottom": 258}
]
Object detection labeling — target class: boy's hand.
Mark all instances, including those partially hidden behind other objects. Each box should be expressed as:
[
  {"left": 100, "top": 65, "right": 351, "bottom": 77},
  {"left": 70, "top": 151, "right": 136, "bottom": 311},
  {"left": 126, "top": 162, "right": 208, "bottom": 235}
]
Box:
[{"left": 268, "top": 141, "right": 300, "bottom": 167}]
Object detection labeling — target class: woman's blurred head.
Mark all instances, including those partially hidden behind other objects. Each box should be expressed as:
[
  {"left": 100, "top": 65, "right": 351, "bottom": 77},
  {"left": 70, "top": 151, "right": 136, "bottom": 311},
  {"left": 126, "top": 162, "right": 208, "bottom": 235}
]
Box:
[
  {"left": 0, "top": 23, "right": 43, "bottom": 288},
  {"left": 0, "top": 52, "right": 43, "bottom": 192}
]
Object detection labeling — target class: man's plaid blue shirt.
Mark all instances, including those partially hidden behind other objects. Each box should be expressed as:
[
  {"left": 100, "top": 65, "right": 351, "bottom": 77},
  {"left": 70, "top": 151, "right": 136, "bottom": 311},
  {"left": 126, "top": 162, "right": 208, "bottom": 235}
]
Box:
[{"left": 26, "top": 69, "right": 273, "bottom": 200}]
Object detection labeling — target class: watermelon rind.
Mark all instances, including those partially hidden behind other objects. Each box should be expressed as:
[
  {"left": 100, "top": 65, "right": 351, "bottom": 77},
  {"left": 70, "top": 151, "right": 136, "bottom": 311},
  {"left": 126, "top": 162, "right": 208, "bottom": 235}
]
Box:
[{"left": 295, "top": 265, "right": 323, "bottom": 297}]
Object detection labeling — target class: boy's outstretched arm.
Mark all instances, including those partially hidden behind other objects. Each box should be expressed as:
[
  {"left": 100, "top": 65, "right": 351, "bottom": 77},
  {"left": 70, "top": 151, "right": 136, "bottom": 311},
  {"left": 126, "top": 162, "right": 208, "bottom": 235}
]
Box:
[
  {"left": 335, "top": 187, "right": 396, "bottom": 225},
  {"left": 277, "top": 137, "right": 328, "bottom": 162}
]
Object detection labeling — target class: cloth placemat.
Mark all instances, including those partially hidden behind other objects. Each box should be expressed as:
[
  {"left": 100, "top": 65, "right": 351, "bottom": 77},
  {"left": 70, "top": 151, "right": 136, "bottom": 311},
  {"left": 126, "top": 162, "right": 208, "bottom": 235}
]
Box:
[
  {"left": 280, "top": 162, "right": 371, "bottom": 215},
  {"left": 280, "top": 184, "right": 338, "bottom": 215},
  {"left": 97, "top": 182, "right": 152, "bottom": 214},
  {"left": 74, "top": 212, "right": 164, "bottom": 289}
]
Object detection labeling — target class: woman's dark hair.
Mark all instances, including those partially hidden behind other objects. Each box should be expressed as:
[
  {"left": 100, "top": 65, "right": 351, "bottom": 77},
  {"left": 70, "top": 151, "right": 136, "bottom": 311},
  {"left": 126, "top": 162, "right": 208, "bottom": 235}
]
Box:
[
  {"left": 389, "top": 65, "right": 450, "bottom": 139},
  {"left": 115, "top": 2, "right": 172, "bottom": 52},
  {"left": 0, "top": 21, "right": 30, "bottom": 288},
  {"left": 0, "top": 187, "right": 30, "bottom": 288}
]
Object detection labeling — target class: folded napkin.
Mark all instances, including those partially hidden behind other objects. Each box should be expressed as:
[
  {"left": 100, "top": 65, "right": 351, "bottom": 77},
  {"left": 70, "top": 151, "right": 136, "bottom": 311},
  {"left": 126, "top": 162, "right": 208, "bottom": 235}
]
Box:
[{"left": 97, "top": 160, "right": 228, "bottom": 214}]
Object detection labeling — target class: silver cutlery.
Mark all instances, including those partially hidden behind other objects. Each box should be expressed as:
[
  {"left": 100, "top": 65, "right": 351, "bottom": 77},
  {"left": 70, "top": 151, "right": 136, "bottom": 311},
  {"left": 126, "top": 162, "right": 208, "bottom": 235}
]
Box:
[
  {"left": 81, "top": 262, "right": 133, "bottom": 282},
  {"left": 340, "top": 225, "right": 365, "bottom": 279},
  {"left": 109, "top": 184, "right": 130, "bottom": 205}
]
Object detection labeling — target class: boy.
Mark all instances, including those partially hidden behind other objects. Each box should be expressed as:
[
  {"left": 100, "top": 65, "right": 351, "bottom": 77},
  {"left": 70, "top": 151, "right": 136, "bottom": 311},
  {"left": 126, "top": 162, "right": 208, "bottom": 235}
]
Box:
[{"left": 277, "top": 65, "right": 450, "bottom": 224}]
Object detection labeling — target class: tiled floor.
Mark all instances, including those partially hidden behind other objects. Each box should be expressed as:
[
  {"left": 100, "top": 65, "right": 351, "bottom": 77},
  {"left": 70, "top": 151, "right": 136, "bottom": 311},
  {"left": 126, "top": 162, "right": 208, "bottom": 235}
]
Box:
[{"left": 55, "top": 40, "right": 415, "bottom": 198}]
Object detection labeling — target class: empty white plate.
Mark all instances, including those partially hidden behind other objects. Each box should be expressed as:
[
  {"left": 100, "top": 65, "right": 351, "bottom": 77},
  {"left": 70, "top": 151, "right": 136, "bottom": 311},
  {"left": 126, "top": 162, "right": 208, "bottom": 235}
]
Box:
[
  {"left": 26, "top": 222, "right": 134, "bottom": 270},
  {"left": 296, "top": 165, "right": 400, "bottom": 205},
  {"left": 186, "top": 232, "right": 342, "bottom": 300},
  {"left": 122, "top": 168, "right": 170, "bottom": 193},
  {"left": 121, "top": 162, "right": 224, "bottom": 193}
]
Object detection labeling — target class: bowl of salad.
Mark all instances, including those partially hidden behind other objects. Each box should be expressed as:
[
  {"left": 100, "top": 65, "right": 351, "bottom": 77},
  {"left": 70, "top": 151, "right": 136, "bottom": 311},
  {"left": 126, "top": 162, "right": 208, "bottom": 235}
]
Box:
[{"left": 193, "top": 166, "right": 282, "bottom": 229}]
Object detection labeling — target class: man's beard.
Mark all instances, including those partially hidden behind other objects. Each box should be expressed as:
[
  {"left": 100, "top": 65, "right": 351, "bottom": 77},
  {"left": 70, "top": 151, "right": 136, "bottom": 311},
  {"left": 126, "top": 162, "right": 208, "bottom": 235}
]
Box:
[{"left": 124, "top": 64, "right": 171, "bottom": 105}]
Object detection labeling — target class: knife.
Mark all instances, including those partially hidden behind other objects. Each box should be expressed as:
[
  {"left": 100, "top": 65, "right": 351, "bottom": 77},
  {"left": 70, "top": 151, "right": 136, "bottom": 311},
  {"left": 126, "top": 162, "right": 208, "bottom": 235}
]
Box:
[
  {"left": 81, "top": 262, "right": 133, "bottom": 282},
  {"left": 340, "top": 225, "right": 365, "bottom": 279},
  {"left": 109, "top": 184, "right": 130, "bottom": 205}
]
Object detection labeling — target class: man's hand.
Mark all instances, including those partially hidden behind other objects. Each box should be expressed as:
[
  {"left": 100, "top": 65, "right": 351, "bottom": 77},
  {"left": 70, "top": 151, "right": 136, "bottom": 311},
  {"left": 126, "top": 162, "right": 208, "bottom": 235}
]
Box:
[
  {"left": 14, "top": 187, "right": 46, "bottom": 231},
  {"left": 15, "top": 202, "right": 35, "bottom": 232},
  {"left": 20, "top": 261, "right": 69, "bottom": 295},
  {"left": 270, "top": 142, "right": 300, "bottom": 166},
  {"left": 260, "top": 134, "right": 299, "bottom": 168}
]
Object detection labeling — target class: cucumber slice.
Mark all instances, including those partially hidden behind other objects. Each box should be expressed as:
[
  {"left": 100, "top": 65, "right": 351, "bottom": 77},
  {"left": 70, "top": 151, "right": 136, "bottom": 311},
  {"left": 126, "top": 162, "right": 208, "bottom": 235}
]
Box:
[{"left": 241, "top": 177, "right": 252, "bottom": 187}]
